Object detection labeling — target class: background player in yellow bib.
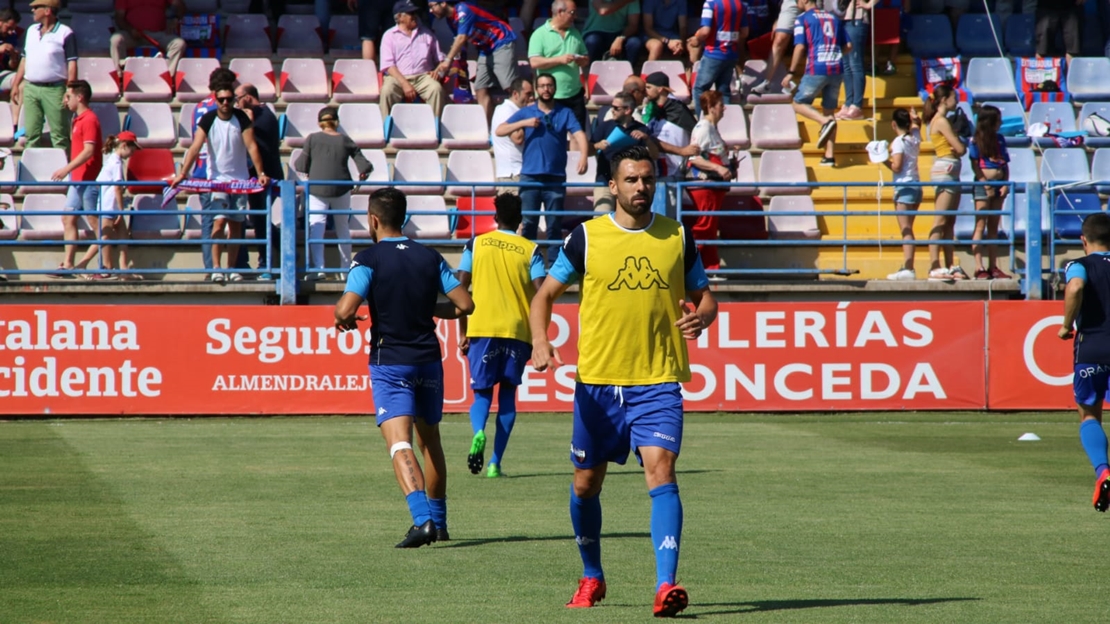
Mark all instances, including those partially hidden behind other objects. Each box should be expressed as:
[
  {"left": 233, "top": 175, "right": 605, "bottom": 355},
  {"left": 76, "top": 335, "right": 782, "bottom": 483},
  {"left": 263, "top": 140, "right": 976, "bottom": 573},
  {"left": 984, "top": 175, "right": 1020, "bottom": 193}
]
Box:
[
  {"left": 529, "top": 145, "right": 718, "bottom": 618},
  {"left": 457, "top": 193, "right": 547, "bottom": 478}
]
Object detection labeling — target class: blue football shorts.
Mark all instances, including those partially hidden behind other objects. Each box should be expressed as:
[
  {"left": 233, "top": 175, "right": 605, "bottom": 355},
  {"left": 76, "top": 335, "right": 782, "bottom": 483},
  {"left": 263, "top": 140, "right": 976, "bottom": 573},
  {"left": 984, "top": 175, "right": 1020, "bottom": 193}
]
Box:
[
  {"left": 467, "top": 337, "right": 531, "bottom": 390},
  {"left": 369, "top": 362, "right": 445, "bottom": 426},
  {"left": 570, "top": 382, "right": 684, "bottom": 469},
  {"left": 1074, "top": 363, "right": 1110, "bottom": 407}
]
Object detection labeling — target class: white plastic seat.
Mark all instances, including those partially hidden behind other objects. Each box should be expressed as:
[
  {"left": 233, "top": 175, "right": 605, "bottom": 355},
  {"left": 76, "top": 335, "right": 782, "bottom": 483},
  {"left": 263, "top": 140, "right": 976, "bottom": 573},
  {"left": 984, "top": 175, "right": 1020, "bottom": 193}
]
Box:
[
  {"left": 718, "top": 105, "right": 750, "bottom": 150},
  {"left": 387, "top": 103, "right": 439, "bottom": 149},
  {"left": 1079, "top": 102, "right": 1110, "bottom": 148},
  {"left": 224, "top": 14, "right": 273, "bottom": 57},
  {"left": 588, "top": 60, "right": 632, "bottom": 106},
  {"left": 329, "top": 15, "right": 361, "bottom": 58},
  {"left": 277, "top": 15, "right": 324, "bottom": 56},
  {"left": 440, "top": 104, "right": 490, "bottom": 149},
  {"left": 1068, "top": 58, "right": 1110, "bottom": 102},
  {"left": 965, "top": 57, "right": 1016, "bottom": 102},
  {"left": 349, "top": 149, "right": 389, "bottom": 194},
  {"left": 349, "top": 194, "right": 371, "bottom": 237},
  {"left": 183, "top": 194, "right": 205, "bottom": 238},
  {"left": 177, "top": 103, "right": 196, "bottom": 148},
  {"left": 750, "top": 105, "right": 803, "bottom": 150},
  {"left": 337, "top": 103, "right": 386, "bottom": 148},
  {"left": 1029, "top": 101, "right": 1077, "bottom": 147},
  {"left": 130, "top": 193, "right": 182, "bottom": 239},
  {"left": 122, "top": 57, "right": 173, "bottom": 102},
  {"left": 0, "top": 194, "right": 16, "bottom": 239},
  {"left": 0, "top": 103, "right": 14, "bottom": 147},
  {"left": 392, "top": 149, "right": 443, "bottom": 194},
  {"left": 229, "top": 58, "right": 277, "bottom": 102},
  {"left": 739, "top": 60, "right": 792, "bottom": 104},
  {"left": 564, "top": 153, "right": 597, "bottom": 196},
  {"left": 69, "top": 13, "right": 113, "bottom": 55},
  {"left": 767, "top": 196, "right": 821, "bottom": 239},
  {"left": 728, "top": 150, "right": 757, "bottom": 196},
  {"left": 446, "top": 150, "right": 496, "bottom": 197},
  {"left": 125, "top": 103, "right": 176, "bottom": 148},
  {"left": 402, "top": 196, "right": 452, "bottom": 239},
  {"left": 758, "top": 150, "right": 809, "bottom": 196},
  {"left": 641, "top": 60, "right": 690, "bottom": 103},
  {"left": 174, "top": 58, "right": 220, "bottom": 103},
  {"left": 17, "top": 194, "right": 72, "bottom": 240},
  {"left": 77, "top": 57, "right": 120, "bottom": 102},
  {"left": 19, "top": 148, "right": 70, "bottom": 194},
  {"left": 331, "top": 59, "right": 380, "bottom": 103},
  {"left": 280, "top": 58, "right": 329, "bottom": 103},
  {"left": 281, "top": 102, "right": 327, "bottom": 148}
]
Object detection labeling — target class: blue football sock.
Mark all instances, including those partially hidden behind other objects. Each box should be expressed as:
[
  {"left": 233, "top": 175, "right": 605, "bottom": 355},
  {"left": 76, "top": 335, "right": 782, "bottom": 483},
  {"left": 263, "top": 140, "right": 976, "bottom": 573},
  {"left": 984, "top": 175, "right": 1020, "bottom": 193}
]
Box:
[
  {"left": 405, "top": 490, "right": 432, "bottom": 526},
  {"left": 1080, "top": 419, "right": 1110, "bottom": 477},
  {"left": 490, "top": 384, "right": 517, "bottom": 466},
  {"left": 650, "top": 483, "right": 683, "bottom": 591},
  {"left": 469, "top": 388, "right": 494, "bottom": 435},
  {"left": 428, "top": 497, "right": 447, "bottom": 531},
  {"left": 570, "top": 484, "right": 604, "bottom": 581}
]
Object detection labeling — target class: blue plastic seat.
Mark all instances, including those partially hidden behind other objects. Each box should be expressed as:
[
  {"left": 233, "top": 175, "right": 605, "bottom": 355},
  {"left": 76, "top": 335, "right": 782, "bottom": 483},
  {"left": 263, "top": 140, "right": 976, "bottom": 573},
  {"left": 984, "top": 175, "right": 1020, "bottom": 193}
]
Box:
[
  {"left": 982, "top": 100, "right": 1031, "bottom": 147},
  {"left": 966, "top": 57, "right": 1017, "bottom": 102},
  {"left": 1008, "top": 148, "right": 1044, "bottom": 238},
  {"left": 907, "top": 15, "right": 957, "bottom": 57},
  {"left": 1004, "top": 14, "right": 1035, "bottom": 57},
  {"left": 1054, "top": 192, "right": 1101, "bottom": 239},
  {"left": 1041, "top": 148, "right": 1091, "bottom": 186},
  {"left": 1028, "top": 101, "right": 1077, "bottom": 147},
  {"left": 1079, "top": 102, "right": 1110, "bottom": 148},
  {"left": 956, "top": 14, "right": 1005, "bottom": 57},
  {"left": 1068, "top": 58, "right": 1110, "bottom": 102}
]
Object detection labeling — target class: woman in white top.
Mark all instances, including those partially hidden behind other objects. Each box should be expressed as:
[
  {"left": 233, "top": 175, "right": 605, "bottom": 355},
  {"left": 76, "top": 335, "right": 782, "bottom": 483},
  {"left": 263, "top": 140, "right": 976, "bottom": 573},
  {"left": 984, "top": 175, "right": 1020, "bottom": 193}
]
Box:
[
  {"left": 73, "top": 131, "right": 140, "bottom": 280},
  {"left": 684, "top": 90, "right": 734, "bottom": 277},
  {"left": 885, "top": 107, "right": 922, "bottom": 280}
]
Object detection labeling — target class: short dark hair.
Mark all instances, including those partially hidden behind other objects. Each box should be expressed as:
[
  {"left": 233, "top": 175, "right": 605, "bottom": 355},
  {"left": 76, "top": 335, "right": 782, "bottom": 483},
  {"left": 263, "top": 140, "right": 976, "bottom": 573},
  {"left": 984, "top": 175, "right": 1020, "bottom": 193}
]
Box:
[
  {"left": 509, "top": 77, "right": 531, "bottom": 94},
  {"left": 891, "top": 108, "right": 911, "bottom": 131},
  {"left": 211, "top": 81, "right": 235, "bottom": 96},
  {"left": 208, "top": 68, "right": 237, "bottom": 92},
  {"left": 610, "top": 145, "right": 655, "bottom": 177},
  {"left": 369, "top": 188, "right": 407, "bottom": 230},
  {"left": 612, "top": 90, "right": 633, "bottom": 107},
  {"left": 1083, "top": 213, "right": 1110, "bottom": 247},
  {"left": 493, "top": 192, "right": 523, "bottom": 230},
  {"left": 66, "top": 79, "right": 92, "bottom": 104},
  {"left": 0, "top": 8, "right": 21, "bottom": 23},
  {"left": 536, "top": 73, "right": 556, "bottom": 87}
]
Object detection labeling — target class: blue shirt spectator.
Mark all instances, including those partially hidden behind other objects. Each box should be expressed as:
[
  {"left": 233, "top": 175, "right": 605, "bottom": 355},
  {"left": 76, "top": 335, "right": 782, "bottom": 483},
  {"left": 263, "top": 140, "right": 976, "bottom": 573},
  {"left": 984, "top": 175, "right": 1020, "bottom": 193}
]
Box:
[{"left": 506, "top": 103, "right": 583, "bottom": 177}]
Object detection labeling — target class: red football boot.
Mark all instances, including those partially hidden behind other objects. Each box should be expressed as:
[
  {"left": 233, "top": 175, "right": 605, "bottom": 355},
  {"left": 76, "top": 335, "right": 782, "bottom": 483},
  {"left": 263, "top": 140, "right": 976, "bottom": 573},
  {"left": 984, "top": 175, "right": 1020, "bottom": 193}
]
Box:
[
  {"left": 653, "top": 582, "right": 689, "bottom": 618},
  {"left": 566, "top": 577, "right": 606, "bottom": 608}
]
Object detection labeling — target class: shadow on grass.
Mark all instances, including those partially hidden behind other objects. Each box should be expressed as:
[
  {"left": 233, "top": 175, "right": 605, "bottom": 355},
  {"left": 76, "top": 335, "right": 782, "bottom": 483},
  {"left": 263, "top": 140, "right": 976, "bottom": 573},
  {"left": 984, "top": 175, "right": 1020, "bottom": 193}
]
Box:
[
  {"left": 439, "top": 531, "right": 651, "bottom": 548},
  {"left": 686, "top": 597, "right": 981, "bottom": 617},
  {"left": 505, "top": 469, "right": 722, "bottom": 480}
]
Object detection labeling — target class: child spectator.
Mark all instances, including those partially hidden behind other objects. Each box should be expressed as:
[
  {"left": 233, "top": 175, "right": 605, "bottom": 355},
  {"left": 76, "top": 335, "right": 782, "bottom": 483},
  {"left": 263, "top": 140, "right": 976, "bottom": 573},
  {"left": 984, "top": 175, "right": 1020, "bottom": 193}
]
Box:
[
  {"left": 885, "top": 107, "right": 922, "bottom": 281},
  {"left": 969, "top": 104, "right": 1012, "bottom": 280}
]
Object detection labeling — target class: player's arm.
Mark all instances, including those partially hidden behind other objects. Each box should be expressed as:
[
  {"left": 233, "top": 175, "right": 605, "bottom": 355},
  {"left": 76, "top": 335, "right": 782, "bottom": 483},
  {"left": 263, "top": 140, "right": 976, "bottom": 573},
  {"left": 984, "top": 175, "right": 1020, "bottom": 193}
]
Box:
[
  {"left": 334, "top": 292, "right": 366, "bottom": 331},
  {"left": 434, "top": 256, "right": 475, "bottom": 319},
  {"left": 678, "top": 287, "right": 718, "bottom": 339},
  {"left": 1061, "top": 264, "right": 1085, "bottom": 339},
  {"left": 456, "top": 269, "right": 472, "bottom": 352},
  {"left": 529, "top": 275, "right": 571, "bottom": 371},
  {"left": 173, "top": 125, "right": 209, "bottom": 187}
]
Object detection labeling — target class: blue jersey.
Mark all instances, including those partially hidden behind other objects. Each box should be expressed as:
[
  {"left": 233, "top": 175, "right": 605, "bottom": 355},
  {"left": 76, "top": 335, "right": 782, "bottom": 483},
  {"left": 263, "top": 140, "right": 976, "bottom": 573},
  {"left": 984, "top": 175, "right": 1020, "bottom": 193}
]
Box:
[
  {"left": 700, "top": 0, "right": 747, "bottom": 60},
  {"left": 451, "top": 2, "right": 516, "bottom": 54},
  {"left": 506, "top": 104, "right": 583, "bottom": 177},
  {"left": 968, "top": 136, "right": 1011, "bottom": 170},
  {"left": 794, "top": 9, "right": 847, "bottom": 76},
  {"left": 344, "top": 237, "right": 461, "bottom": 365},
  {"left": 1066, "top": 252, "right": 1110, "bottom": 364}
]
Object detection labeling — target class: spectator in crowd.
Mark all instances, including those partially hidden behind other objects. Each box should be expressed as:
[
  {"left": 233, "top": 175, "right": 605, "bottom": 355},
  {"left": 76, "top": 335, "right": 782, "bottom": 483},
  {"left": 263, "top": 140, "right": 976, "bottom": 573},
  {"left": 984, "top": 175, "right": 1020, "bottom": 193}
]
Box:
[
  {"left": 785, "top": 0, "right": 849, "bottom": 167},
  {"left": 689, "top": 0, "right": 747, "bottom": 116},
  {"left": 838, "top": 0, "right": 875, "bottom": 121},
  {"left": 582, "top": 0, "right": 644, "bottom": 64},
  {"left": 173, "top": 83, "right": 270, "bottom": 283},
  {"left": 643, "top": 0, "right": 689, "bottom": 62},
  {"left": 491, "top": 77, "right": 534, "bottom": 194},
  {"left": 684, "top": 89, "right": 734, "bottom": 276},
  {"left": 432, "top": 0, "right": 519, "bottom": 121},
  {"left": 922, "top": 84, "right": 968, "bottom": 282},
  {"left": 885, "top": 107, "right": 923, "bottom": 281},
  {"left": 968, "top": 104, "right": 1011, "bottom": 280},
  {"left": 234, "top": 83, "right": 283, "bottom": 279},
  {"left": 529, "top": 0, "right": 591, "bottom": 136},
  {"left": 76, "top": 131, "right": 141, "bottom": 280},
  {"left": 496, "top": 73, "right": 588, "bottom": 264},
  {"left": 641, "top": 71, "right": 698, "bottom": 213},
  {"left": 1036, "top": 0, "right": 1082, "bottom": 62},
  {"left": 380, "top": 1, "right": 449, "bottom": 118},
  {"left": 593, "top": 90, "right": 656, "bottom": 211},
  {"left": 293, "top": 106, "right": 374, "bottom": 281},
  {"left": 0, "top": 9, "right": 21, "bottom": 105},
  {"left": 194, "top": 67, "right": 238, "bottom": 278},
  {"left": 752, "top": 0, "right": 800, "bottom": 94},
  {"left": 52, "top": 80, "right": 102, "bottom": 276},
  {"left": 12, "top": 0, "right": 76, "bottom": 150},
  {"left": 602, "top": 73, "right": 648, "bottom": 123},
  {"left": 344, "top": 0, "right": 397, "bottom": 62},
  {"left": 110, "top": 0, "right": 187, "bottom": 78}
]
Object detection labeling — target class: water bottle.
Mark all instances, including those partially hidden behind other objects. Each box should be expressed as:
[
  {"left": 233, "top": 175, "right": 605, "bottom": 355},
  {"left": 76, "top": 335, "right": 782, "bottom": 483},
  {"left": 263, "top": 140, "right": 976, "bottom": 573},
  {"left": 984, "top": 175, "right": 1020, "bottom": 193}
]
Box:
[{"left": 1056, "top": 118, "right": 1062, "bottom": 134}]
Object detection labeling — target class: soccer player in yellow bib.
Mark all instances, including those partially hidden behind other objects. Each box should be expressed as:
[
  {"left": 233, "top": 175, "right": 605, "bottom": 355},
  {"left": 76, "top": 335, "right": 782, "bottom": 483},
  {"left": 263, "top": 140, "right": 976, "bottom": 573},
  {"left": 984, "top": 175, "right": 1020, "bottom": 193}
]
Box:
[
  {"left": 530, "top": 145, "right": 718, "bottom": 618},
  {"left": 457, "top": 193, "right": 547, "bottom": 478}
]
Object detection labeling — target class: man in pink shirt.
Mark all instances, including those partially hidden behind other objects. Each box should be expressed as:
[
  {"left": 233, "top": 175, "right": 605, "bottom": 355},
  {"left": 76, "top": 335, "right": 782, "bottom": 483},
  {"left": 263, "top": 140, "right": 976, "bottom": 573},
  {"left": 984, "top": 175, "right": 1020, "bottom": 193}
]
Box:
[
  {"left": 110, "top": 0, "right": 187, "bottom": 77},
  {"left": 379, "top": 0, "right": 449, "bottom": 118}
]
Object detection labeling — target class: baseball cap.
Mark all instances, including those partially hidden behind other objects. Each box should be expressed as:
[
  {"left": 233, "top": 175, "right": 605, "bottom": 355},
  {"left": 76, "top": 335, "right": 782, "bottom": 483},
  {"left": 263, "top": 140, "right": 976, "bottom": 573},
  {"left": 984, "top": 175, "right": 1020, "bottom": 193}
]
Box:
[
  {"left": 866, "top": 140, "right": 889, "bottom": 164},
  {"left": 645, "top": 72, "right": 670, "bottom": 89},
  {"left": 116, "top": 131, "right": 142, "bottom": 148},
  {"left": 318, "top": 106, "right": 339, "bottom": 122},
  {"left": 392, "top": 0, "right": 418, "bottom": 13},
  {"left": 29, "top": 0, "right": 60, "bottom": 8}
]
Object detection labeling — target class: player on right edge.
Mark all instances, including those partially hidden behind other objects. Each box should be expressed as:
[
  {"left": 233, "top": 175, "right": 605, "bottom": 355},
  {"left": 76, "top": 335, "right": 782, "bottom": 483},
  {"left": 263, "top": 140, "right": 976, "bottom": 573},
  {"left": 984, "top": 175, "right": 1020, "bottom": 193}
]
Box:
[
  {"left": 529, "top": 145, "right": 718, "bottom": 617},
  {"left": 1060, "top": 213, "right": 1110, "bottom": 512}
]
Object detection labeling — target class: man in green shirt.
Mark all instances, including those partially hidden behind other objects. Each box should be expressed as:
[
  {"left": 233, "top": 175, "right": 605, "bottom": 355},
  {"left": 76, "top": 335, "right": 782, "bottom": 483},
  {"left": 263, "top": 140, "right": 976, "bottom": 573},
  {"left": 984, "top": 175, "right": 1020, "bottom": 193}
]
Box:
[{"left": 528, "top": 0, "right": 590, "bottom": 134}]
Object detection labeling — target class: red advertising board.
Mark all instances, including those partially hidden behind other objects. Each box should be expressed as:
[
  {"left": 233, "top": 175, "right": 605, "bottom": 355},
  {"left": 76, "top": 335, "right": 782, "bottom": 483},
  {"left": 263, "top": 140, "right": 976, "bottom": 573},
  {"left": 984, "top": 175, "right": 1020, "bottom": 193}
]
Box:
[
  {"left": 986, "top": 301, "right": 1074, "bottom": 410},
  {"left": 0, "top": 302, "right": 990, "bottom": 415}
]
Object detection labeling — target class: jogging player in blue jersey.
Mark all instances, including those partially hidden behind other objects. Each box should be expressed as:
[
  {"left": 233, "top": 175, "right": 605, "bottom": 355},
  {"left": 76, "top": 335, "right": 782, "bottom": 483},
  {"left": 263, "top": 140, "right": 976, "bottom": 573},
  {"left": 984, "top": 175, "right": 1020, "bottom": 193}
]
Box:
[
  {"left": 334, "top": 187, "right": 474, "bottom": 548},
  {"left": 1061, "top": 213, "right": 1110, "bottom": 512}
]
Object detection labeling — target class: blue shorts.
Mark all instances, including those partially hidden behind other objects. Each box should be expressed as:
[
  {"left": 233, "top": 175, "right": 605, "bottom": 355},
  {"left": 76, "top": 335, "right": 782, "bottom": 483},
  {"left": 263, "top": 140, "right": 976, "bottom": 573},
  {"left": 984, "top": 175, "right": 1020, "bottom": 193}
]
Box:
[
  {"left": 893, "top": 186, "right": 922, "bottom": 205},
  {"left": 64, "top": 185, "right": 99, "bottom": 212},
  {"left": 1074, "top": 363, "right": 1110, "bottom": 406},
  {"left": 794, "top": 74, "right": 843, "bottom": 111},
  {"left": 369, "top": 362, "right": 444, "bottom": 426},
  {"left": 570, "top": 382, "right": 684, "bottom": 469},
  {"left": 467, "top": 337, "right": 530, "bottom": 390}
]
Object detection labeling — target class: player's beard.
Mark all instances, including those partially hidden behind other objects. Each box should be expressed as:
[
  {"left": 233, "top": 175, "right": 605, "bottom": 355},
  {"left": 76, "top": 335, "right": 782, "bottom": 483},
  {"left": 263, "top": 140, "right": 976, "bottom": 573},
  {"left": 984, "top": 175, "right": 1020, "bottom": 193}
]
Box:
[{"left": 618, "top": 188, "right": 653, "bottom": 217}]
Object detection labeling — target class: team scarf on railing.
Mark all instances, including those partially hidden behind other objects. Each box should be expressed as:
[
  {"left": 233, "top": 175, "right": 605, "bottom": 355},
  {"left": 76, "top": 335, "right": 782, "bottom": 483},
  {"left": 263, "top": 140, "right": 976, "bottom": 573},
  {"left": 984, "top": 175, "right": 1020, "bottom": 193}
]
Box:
[{"left": 161, "top": 178, "right": 267, "bottom": 208}]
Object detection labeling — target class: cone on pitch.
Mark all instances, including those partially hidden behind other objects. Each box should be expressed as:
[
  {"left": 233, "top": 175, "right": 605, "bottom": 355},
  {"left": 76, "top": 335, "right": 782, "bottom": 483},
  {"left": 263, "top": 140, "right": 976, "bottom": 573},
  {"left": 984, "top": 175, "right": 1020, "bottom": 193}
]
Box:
[{"left": 1018, "top": 433, "right": 1041, "bottom": 441}]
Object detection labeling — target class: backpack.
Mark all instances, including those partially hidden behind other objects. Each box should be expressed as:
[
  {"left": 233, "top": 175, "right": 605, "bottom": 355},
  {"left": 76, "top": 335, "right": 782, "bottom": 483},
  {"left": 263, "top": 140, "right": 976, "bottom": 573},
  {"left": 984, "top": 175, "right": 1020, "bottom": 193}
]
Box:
[
  {"left": 1084, "top": 112, "right": 1110, "bottom": 137},
  {"left": 948, "top": 106, "right": 972, "bottom": 142}
]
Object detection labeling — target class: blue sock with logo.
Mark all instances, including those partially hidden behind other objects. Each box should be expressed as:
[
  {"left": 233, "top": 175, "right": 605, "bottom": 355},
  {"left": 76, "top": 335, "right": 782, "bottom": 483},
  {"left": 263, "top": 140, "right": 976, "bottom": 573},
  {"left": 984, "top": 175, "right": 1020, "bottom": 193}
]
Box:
[
  {"left": 405, "top": 490, "right": 432, "bottom": 526},
  {"left": 490, "top": 384, "right": 517, "bottom": 467},
  {"left": 428, "top": 497, "right": 447, "bottom": 532},
  {"left": 570, "top": 485, "right": 604, "bottom": 580},
  {"left": 469, "top": 388, "right": 493, "bottom": 435},
  {"left": 650, "top": 483, "right": 683, "bottom": 591},
  {"left": 1080, "top": 419, "right": 1110, "bottom": 477}
]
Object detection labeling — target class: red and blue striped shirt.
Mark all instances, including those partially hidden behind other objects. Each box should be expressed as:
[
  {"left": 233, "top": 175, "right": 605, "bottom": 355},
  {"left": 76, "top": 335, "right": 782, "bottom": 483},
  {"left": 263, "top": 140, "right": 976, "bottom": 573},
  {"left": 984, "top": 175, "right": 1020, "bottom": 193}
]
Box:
[
  {"left": 699, "top": 0, "right": 747, "bottom": 60},
  {"left": 450, "top": 2, "right": 516, "bottom": 54},
  {"left": 794, "top": 9, "right": 847, "bottom": 76}
]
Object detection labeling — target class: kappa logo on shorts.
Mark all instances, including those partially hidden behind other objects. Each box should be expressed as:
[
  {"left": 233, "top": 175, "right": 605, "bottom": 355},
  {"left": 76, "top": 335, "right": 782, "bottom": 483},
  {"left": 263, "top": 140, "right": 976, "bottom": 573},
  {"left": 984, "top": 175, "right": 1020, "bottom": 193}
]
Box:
[
  {"left": 378, "top": 407, "right": 387, "bottom": 415},
  {"left": 607, "top": 256, "right": 670, "bottom": 291},
  {"left": 653, "top": 431, "right": 676, "bottom": 443},
  {"left": 658, "top": 535, "right": 678, "bottom": 551},
  {"left": 570, "top": 444, "right": 586, "bottom": 461}
]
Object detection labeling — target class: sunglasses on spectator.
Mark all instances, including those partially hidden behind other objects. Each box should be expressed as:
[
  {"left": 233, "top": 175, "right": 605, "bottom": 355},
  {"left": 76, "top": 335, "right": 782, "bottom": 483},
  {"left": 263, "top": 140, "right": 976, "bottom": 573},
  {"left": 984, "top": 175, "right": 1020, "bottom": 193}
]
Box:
[{"left": 216, "top": 96, "right": 235, "bottom": 103}]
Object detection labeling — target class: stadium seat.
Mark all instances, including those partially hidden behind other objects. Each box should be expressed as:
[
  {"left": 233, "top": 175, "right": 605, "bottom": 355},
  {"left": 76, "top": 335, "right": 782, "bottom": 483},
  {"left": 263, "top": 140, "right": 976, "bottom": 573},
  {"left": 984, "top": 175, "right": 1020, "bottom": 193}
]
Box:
[
  {"left": 17, "top": 194, "right": 72, "bottom": 240},
  {"left": 1005, "top": 14, "right": 1036, "bottom": 57},
  {"left": 125, "top": 103, "right": 177, "bottom": 149},
  {"left": 122, "top": 57, "right": 173, "bottom": 102},
  {"left": 387, "top": 103, "right": 439, "bottom": 149},
  {"left": 174, "top": 58, "right": 220, "bottom": 103},
  {"left": 1029, "top": 101, "right": 1077, "bottom": 147},
  {"left": 349, "top": 149, "right": 390, "bottom": 194},
  {"left": 183, "top": 194, "right": 204, "bottom": 238},
  {"left": 758, "top": 150, "right": 809, "bottom": 196},
  {"left": 392, "top": 149, "right": 443, "bottom": 194},
  {"left": 1054, "top": 191, "right": 1101, "bottom": 239},
  {"left": 126, "top": 148, "right": 176, "bottom": 195},
  {"left": 1068, "top": 58, "right": 1110, "bottom": 102},
  {"left": 440, "top": 104, "right": 490, "bottom": 149},
  {"left": 0, "top": 104, "right": 14, "bottom": 147},
  {"left": 402, "top": 196, "right": 452, "bottom": 239},
  {"left": 641, "top": 60, "right": 690, "bottom": 103},
  {"left": 907, "top": 15, "right": 957, "bottom": 57},
  {"left": 982, "top": 100, "right": 1030, "bottom": 148},
  {"left": 1090, "top": 148, "right": 1110, "bottom": 193},
  {"left": 750, "top": 105, "right": 803, "bottom": 150},
  {"left": 281, "top": 102, "right": 327, "bottom": 148},
  {"left": 329, "top": 16, "right": 361, "bottom": 57},
  {"left": 18, "top": 148, "right": 69, "bottom": 194},
  {"left": 69, "top": 13, "right": 113, "bottom": 56},
  {"left": 1041, "top": 148, "right": 1090, "bottom": 186},
  {"left": 453, "top": 196, "right": 497, "bottom": 239},
  {"left": 565, "top": 153, "right": 597, "bottom": 196},
  {"left": 587, "top": 61, "right": 632, "bottom": 106},
  {"left": 446, "top": 150, "right": 496, "bottom": 197},
  {"left": 337, "top": 103, "right": 386, "bottom": 148},
  {"left": 280, "top": 58, "right": 329, "bottom": 103},
  {"left": 224, "top": 14, "right": 273, "bottom": 57},
  {"left": 229, "top": 58, "right": 277, "bottom": 102},
  {"left": 966, "top": 57, "right": 1017, "bottom": 103},
  {"left": 130, "top": 193, "right": 182, "bottom": 239},
  {"left": 767, "top": 196, "right": 821, "bottom": 239},
  {"left": 956, "top": 14, "right": 1004, "bottom": 57},
  {"left": 1006, "top": 148, "right": 1041, "bottom": 238},
  {"left": 718, "top": 105, "right": 750, "bottom": 150},
  {"left": 331, "top": 59, "right": 380, "bottom": 103},
  {"left": 277, "top": 15, "right": 325, "bottom": 56},
  {"left": 0, "top": 193, "right": 15, "bottom": 239},
  {"left": 77, "top": 57, "right": 120, "bottom": 102},
  {"left": 717, "top": 195, "right": 768, "bottom": 241},
  {"left": 728, "top": 150, "right": 757, "bottom": 196},
  {"left": 0, "top": 149, "right": 16, "bottom": 193},
  {"left": 1016, "top": 57, "right": 1069, "bottom": 110},
  {"left": 739, "top": 60, "right": 791, "bottom": 104},
  {"left": 349, "top": 194, "right": 371, "bottom": 237},
  {"left": 177, "top": 103, "right": 196, "bottom": 148}
]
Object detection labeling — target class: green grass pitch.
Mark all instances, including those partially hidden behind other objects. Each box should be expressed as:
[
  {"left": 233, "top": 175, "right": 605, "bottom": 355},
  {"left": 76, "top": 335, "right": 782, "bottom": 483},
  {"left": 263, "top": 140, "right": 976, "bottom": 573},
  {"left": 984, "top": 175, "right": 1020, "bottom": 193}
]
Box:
[{"left": 0, "top": 412, "right": 1101, "bottom": 623}]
